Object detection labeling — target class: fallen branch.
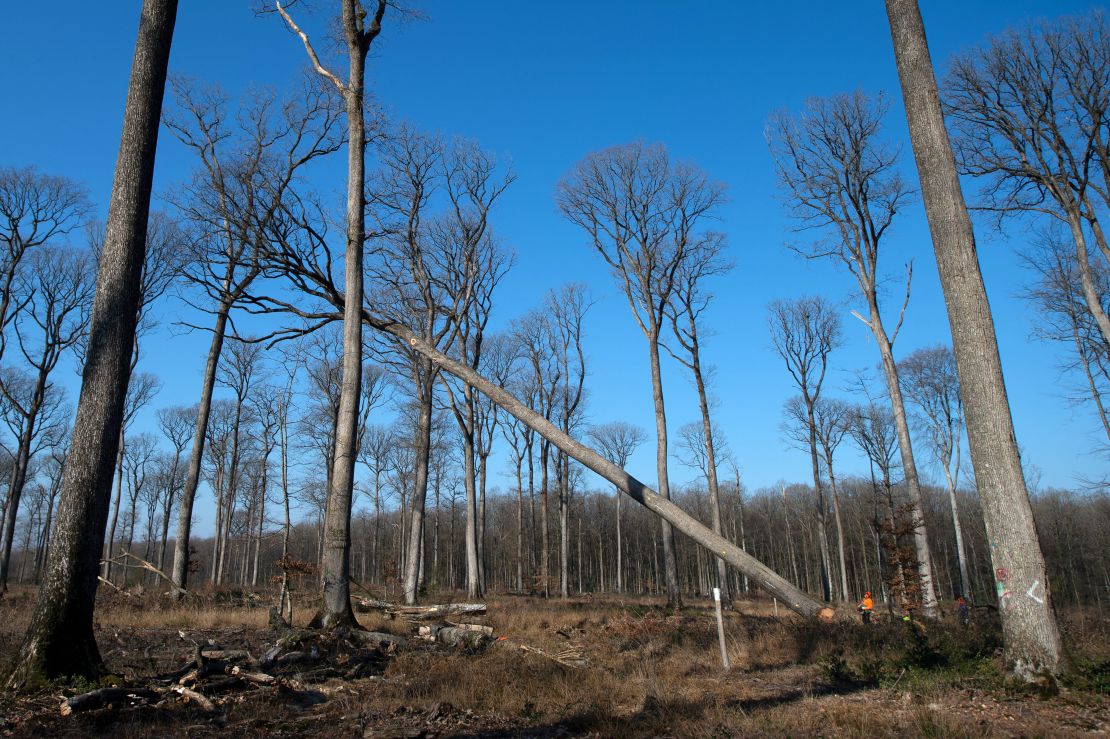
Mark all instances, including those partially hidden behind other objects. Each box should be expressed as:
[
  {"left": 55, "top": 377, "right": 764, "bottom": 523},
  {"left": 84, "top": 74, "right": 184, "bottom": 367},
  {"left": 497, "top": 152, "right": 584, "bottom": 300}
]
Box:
[
  {"left": 101, "top": 552, "right": 187, "bottom": 596},
  {"left": 518, "top": 643, "right": 588, "bottom": 669},
  {"left": 60, "top": 687, "right": 160, "bottom": 716}
]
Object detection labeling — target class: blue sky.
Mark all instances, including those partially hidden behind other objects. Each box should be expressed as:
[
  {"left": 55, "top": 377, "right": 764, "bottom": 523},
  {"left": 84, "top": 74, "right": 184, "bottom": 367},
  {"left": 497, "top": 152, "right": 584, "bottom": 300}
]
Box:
[{"left": 1, "top": 0, "right": 1106, "bottom": 522}]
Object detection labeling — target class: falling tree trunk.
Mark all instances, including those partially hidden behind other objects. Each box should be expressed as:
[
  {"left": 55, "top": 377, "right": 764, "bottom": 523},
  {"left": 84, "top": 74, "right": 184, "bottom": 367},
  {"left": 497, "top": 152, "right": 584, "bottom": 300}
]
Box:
[
  {"left": 359, "top": 315, "right": 824, "bottom": 618},
  {"left": 4, "top": 0, "right": 176, "bottom": 687},
  {"left": 885, "top": 0, "right": 1066, "bottom": 677},
  {"left": 171, "top": 304, "right": 230, "bottom": 594}
]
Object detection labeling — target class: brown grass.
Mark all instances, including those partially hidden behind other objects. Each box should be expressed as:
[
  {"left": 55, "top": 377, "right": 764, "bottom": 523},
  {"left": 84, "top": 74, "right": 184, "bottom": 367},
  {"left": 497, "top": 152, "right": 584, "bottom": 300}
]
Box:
[{"left": 0, "top": 587, "right": 1106, "bottom": 737}]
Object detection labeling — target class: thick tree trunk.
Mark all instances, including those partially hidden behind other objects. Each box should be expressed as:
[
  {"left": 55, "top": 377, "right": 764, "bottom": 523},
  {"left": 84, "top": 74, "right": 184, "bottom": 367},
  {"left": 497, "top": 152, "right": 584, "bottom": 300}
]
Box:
[
  {"left": 312, "top": 2, "right": 370, "bottom": 629},
  {"left": 171, "top": 305, "right": 229, "bottom": 593},
  {"left": 4, "top": 0, "right": 176, "bottom": 687},
  {"left": 885, "top": 0, "right": 1066, "bottom": 676}
]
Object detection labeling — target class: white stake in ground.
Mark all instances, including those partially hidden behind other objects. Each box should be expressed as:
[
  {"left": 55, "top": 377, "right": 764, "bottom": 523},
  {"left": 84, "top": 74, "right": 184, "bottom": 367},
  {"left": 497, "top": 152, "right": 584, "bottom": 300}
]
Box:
[{"left": 714, "top": 587, "right": 730, "bottom": 672}]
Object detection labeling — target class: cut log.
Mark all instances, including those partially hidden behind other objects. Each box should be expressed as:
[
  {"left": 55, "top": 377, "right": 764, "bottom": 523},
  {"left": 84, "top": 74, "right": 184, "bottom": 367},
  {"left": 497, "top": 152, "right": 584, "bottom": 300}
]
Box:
[
  {"left": 444, "top": 621, "right": 494, "bottom": 635},
  {"left": 60, "top": 687, "right": 160, "bottom": 715},
  {"left": 417, "top": 625, "right": 491, "bottom": 649},
  {"left": 230, "top": 666, "right": 276, "bottom": 684},
  {"left": 353, "top": 599, "right": 486, "bottom": 621},
  {"left": 172, "top": 685, "right": 215, "bottom": 712}
]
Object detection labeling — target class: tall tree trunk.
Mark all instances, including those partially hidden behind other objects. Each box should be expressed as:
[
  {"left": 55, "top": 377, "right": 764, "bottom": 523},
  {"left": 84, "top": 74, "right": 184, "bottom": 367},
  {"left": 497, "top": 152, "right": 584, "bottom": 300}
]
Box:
[
  {"left": 403, "top": 387, "right": 433, "bottom": 604},
  {"left": 806, "top": 408, "right": 832, "bottom": 602},
  {"left": 885, "top": 0, "right": 1066, "bottom": 677},
  {"left": 693, "top": 359, "right": 729, "bottom": 603},
  {"left": 0, "top": 416, "right": 38, "bottom": 589},
  {"left": 101, "top": 431, "right": 126, "bottom": 583},
  {"left": 5, "top": 0, "right": 176, "bottom": 687},
  {"left": 311, "top": 0, "right": 372, "bottom": 630},
  {"left": 171, "top": 305, "right": 229, "bottom": 593},
  {"left": 462, "top": 399, "right": 481, "bottom": 599},
  {"left": 870, "top": 308, "right": 939, "bottom": 616},
  {"left": 646, "top": 340, "right": 681, "bottom": 608}
]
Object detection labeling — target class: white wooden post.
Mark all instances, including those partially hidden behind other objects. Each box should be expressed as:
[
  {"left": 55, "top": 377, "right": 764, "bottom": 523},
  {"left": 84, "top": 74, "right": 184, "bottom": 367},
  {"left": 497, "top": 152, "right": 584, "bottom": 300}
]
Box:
[{"left": 714, "top": 587, "right": 730, "bottom": 672}]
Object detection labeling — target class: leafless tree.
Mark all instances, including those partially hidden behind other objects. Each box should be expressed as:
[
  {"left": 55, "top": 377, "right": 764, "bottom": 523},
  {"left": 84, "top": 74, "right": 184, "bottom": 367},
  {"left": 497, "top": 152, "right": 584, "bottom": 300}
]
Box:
[
  {"left": 0, "top": 247, "right": 93, "bottom": 588},
  {"left": 1021, "top": 230, "right": 1110, "bottom": 449},
  {"left": 558, "top": 141, "right": 726, "bottom": 609},
  {"left": 886, "top": 0, "right": 1066, "bottom": 677},
  {"left": 6, "top": 0, "right": 178, "bottom": 687},
  {"left": 662, "top": 234, "right": 732, "bottom": 600},
  {"left": 165, "top": 75, "right": 342, "bottom": 596},
  {"left": 899, "top": 345, "right": 971, "bottom": 599},
  {"left": 0, "top": 167, "right": 91, "bottom": 363},
  {"left": 768, "top": 295, "right": 841, "bottom": 603},
  {"left": 767, "top": 94, "right": 940, "bottom": 616},
  {"left": 588, "top": 421, "right": 647, "bottom": 594},
  {"left": 274, "top": 0, "right": 389, "bottom": 629},
  {"left": 155, "top": 405, "right": 194, "bottom": 570},
  {"left": 810, "top": 396, "right": 852, "bottom": 602},
  {"left": 945, "top": 11, "right": 1110, "bottom": 351}
]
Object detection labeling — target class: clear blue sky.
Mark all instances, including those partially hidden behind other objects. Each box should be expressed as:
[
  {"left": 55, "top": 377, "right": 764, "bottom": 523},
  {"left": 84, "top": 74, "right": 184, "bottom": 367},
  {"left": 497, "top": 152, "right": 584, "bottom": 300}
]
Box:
[{"left": 1, "top": 1, "right": 1106, "bottom": 517}]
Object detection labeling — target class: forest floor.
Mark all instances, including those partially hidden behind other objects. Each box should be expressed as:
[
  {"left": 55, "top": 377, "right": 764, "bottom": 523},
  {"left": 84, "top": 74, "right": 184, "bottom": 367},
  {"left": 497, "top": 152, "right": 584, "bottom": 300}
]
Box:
[{"left": 0, "top": 585, "right": 1106, "bottom": 737}]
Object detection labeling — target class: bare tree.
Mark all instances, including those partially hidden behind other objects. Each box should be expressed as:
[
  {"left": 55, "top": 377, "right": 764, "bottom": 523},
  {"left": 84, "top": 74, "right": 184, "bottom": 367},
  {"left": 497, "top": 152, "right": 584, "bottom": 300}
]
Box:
[
  {"left": 155, "top": 405, "right": 194, "bottom": 569},
  {"left": 273, "top": 0, "right": 389, "bottom": 629},
  {"left": 588, "top": 422, "right": 647, "bottom": 594},
  {"left": 103, "top": 372, "right": 161, "bottom": 583},
  {"left": 768, "top": 296, "right": 841, "bottom": 603},
  {"left": 166, "top": 76, "right": 342, "bottom": 595},
  {"left": 6, "top": 0, "right": 178, "bottom": 687},
  {"left": 945, "top": 12, "right": 1110, "bottom": 351},
  {"left": 0, "top": 247, "right": 93, "bottom": 588},
  {"left": 1021, "top": 230, "right": 1110, "bottom": 449},
  {"left": 546, "top": 284, "right": 590, "bottom": 599},
  {"left": 810, "top": 396, "right": 852, "bottom": 602},
  {"left": 663, "top": 234, "right": 732, "bottom": 601},
  {"left": 558, "top": 142, "right": 725, "bottom": 608},
  {"left": 767, "top": 94, "right": 940, "bottom": 616},
  {"left": 0, "top": 167, "right": 90, "bottom": 363},
  {"left": 885, "top": 0, "right": 1066, "bottom": 677},
  {"left": 899, "top": 345, "right": 971, "bottom": 599}
]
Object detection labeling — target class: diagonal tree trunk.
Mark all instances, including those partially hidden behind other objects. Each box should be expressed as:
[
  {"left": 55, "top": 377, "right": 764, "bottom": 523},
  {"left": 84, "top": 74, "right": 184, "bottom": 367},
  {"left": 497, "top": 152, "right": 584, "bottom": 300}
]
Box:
[{"left": 5, "top": 0, "right": 177, "bottom": 687}]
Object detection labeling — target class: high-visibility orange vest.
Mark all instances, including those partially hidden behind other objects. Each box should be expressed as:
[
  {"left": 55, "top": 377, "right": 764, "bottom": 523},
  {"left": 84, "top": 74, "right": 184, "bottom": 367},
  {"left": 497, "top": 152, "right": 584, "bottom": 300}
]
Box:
[{"left": 862, "top": 597, "right": 874, "bottom": 611}]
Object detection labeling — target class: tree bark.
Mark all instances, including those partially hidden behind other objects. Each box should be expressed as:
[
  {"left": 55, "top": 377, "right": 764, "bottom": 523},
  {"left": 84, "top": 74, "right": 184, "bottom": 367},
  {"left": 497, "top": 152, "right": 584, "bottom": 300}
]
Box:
[
  {"left": 5, "top": 0, "right": 176, "bottom": 687},
  {"left": 171, "top": 305, "right": 229, "bottom": 593},
  {"left": 885, "top": 0, "right": 1067, "bottom": 677}
]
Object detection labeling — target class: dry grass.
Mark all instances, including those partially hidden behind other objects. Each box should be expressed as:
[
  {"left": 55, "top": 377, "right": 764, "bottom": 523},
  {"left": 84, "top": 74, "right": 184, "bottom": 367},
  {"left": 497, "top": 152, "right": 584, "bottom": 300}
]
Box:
[{"left": 0, "top": 586, "right": 1106, "bottom": 737}]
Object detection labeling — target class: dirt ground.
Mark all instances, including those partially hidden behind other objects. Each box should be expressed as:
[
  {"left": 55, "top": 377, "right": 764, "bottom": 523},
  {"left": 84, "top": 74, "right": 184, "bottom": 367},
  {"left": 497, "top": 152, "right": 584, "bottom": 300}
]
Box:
[{"left": 0, "top": 587, "right": 1106, "bottom": 737}]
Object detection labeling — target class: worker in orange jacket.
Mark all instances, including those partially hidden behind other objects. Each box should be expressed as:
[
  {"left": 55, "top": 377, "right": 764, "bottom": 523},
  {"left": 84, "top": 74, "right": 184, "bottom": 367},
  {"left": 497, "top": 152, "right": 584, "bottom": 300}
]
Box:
[{"left": 858, "top": 591, "right": 874, "bottom": 624}]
